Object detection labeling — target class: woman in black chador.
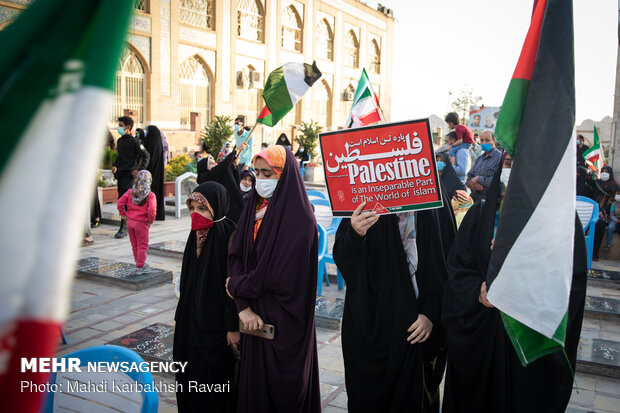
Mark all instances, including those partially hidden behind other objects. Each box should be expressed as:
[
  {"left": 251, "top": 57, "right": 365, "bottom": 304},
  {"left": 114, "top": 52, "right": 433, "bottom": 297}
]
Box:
[
  {"left": 441, "top": 162, "right": 587, "bottom": 413},
  {"left": 333, "top": 191, "right": 456, "bottom": 413},
  {"left": 173, "top": 182, "right": 240, "bottom": 413},
  {"left": 142, "top": 125, "right": 166, "bottom": 220}
]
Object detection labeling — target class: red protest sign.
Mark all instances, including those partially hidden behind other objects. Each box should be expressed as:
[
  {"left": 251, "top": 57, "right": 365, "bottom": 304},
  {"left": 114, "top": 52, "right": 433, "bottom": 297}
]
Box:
[{"left": 319, "top": 119, "right": 443, "bottom": 216}]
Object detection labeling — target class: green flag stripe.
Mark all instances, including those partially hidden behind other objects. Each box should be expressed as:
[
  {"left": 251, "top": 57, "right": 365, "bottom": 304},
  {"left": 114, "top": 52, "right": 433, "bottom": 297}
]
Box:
[
  {"left": 501, "top": 312, "right": 567, "bottom": 365},
  {"left": 494, "top": 78, "right": 530, "bottom": 157},
  {"left": 261, "top": 67, "right": 294, "bottom": 126},
  {"left": 0, "top": 0, "right": 98, "bottom": 176}
]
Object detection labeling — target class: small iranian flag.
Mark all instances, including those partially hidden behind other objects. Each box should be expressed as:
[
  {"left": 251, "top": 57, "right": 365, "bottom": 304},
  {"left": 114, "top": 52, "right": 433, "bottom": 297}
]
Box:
[
  {"left": 256, "top": 61, "right": 322, "bottom": 127},
  {"left": 0, "top": 0, "right": 133, "bottom": 410},
  {"left": 583, "top": 127, "right": 604, "bottom": 175},
  {"left": 488, "top": 0, "right": 576, "bottom": 365},
  {"left": 344, "top": 68, "right": 383, "bottom": 128}
]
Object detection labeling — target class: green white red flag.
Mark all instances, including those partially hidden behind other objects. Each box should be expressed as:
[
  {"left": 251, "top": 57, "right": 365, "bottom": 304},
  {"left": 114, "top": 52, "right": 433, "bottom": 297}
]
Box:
[
  {"left": 0, "top": 0, "right": 133, "bottom": 410},
  {"left": 583, "top": 127, "right": 604, "bottom": 175},
  {"left": 256, "top": 62, "right": 322, "bottom": 127},
  {"left": 488, "top": 0, "right": 576, "bottom": 365},
  {"left": 344, "top": 68, "right": 383, "bottom": 128}
]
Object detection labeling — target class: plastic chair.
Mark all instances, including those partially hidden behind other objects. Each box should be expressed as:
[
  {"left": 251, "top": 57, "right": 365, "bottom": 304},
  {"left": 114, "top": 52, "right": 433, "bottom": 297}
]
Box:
[
  {"left": 316, "top": 223, "right": 345, "bottom": 295},
  {"left": 306, "top": 189, "right": 329, "bottom": 201},
  {"left": 576, "top": 195, "right": 599, "bottom": 270},
  {"left": 309, "top": 198, "right": 342, "bottom": 237},
  {"left": 43, "top": 345, "right": 158, "bottom": 413}
]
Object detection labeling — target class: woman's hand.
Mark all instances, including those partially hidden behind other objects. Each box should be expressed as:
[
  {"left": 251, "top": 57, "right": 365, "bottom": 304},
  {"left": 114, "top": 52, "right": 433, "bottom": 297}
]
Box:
[
  {"left": 479, "top": 282, "right": 495, "bottom": 308},
  {"left": 350, "top": 202, "right": 379, "bottom": 237},
  {"left": 225, "top": 277, "right": 233, "bottom": 299},
  {"left": 407, "top": 314, "right": 433, "bottom": 344},
  {"left": 239, "top": 307, "right": 264, "bottom": 331},
  {"left": 227, "top": 331, "right": 240, "bottom": 352}
]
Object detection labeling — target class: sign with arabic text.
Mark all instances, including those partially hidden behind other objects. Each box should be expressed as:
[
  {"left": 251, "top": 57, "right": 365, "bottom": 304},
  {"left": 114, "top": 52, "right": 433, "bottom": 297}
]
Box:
[{"left": 319, "top": 119, "right": 443, "bottom": 216}]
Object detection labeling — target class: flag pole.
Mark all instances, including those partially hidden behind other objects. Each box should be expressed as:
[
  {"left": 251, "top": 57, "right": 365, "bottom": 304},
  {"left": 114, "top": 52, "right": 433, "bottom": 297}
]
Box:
[{"left": 244, "top": 123, "right": 257, "bottom": 145}]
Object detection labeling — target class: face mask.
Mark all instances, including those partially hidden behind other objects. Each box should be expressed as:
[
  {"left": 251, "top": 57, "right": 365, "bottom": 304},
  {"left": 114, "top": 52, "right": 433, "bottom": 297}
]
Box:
[
  {"left": 480, "top": 143, "right": 492, "bottom": 152},
  {"left": 615, "top": 195, "right": 620, "bottom": 202},
  {"left": 600, "top": 172, "right": 610, "bottom": 181},
  {"left": 234, "top": 124, "right": 240, "bottom": 132},
  {"left": 191, "top": 212, "right": 214, "bottom": 231},
  {"left": 437, "top": 161, "right": 445, "bottom": 171},
  {"left": 576, "top": 139, "right": 581, "bottom": 145},
  {"left": 299, "top": 148, "right": 304, "bottom": 152},
  {"left": 117, "top": 126, "right": 126, "bottom": 136},
  {"left": 255, "top": 178, "right": 278, "bottom": 199},
  {"left": 240, "top": 182, "right": 252, "bottom": 192},
  {"left": 500, "top": 168, "right": 511, "bottom": 188}
]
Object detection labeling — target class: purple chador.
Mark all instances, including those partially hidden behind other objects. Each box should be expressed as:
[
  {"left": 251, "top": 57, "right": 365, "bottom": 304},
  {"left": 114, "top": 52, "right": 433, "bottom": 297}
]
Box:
[{"left": 227, "top": 147, "right": 321, "bottom": 413}]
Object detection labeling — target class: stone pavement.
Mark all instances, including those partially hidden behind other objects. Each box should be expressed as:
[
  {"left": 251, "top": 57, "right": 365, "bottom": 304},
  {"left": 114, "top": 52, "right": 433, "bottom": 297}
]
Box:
[{"left": 60, "top": 185, "right": 620, "bottom": 412}]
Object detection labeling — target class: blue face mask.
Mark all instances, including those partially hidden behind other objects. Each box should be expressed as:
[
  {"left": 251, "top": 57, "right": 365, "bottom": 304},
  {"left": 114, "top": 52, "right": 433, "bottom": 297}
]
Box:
[
  {"left": 480, "top": 143, "right": 492, "bottom": 152},
  {"left": 234, "top": 124, "right": 240, "bottom": 132},
  {"left": 437, "top": 161, "right": 445, "bottom": 171},
  {"left": 117, "top": 126, "right": 126, "bottom": 136}
]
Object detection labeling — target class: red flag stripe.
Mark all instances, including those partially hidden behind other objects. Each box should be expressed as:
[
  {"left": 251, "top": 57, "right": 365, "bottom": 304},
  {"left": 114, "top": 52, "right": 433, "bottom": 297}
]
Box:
[
  {"left": 357, "top": 110, "right": 382, "bottom": 125},
  {"left": 257, "top": 105, "right": 271, "bottom": 121},
  {"left": 512, "top": 0, "right": 548, "bottom": 80}
]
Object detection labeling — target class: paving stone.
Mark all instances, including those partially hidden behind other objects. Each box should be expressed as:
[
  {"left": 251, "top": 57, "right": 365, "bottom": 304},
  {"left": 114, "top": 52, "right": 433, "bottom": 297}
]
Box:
[
  {"left": 585, "top": 296, "right": 620, "bottom": 321},
  {"left": 595, "top": 376, "right": 620, "bottom": 395},
  {"left": 328, "top": 391, "right": 348, "bottom": 409},
  {"left": 76, "top": 257, "right": 172, "bottom": 290},
  {"left": 595, "top": 394, "right": 620, "bottom": 412},
  {"left": 577, "top": 337, "right": 620, "bottom": 379},
  {"left": 148, "top": 240, "right": 186, "bottom": 258}
]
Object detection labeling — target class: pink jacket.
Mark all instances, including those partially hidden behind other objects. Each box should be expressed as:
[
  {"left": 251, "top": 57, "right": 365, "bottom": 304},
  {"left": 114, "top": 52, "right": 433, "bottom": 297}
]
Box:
[{"left": 117, "top": 190, "right": 157, "bottom": 224}]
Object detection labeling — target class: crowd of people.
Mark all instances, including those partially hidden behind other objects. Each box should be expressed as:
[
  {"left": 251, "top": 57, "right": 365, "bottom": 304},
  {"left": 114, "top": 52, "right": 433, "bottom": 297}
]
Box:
[{"left": 91, "top": 113, "right": 592, "bottom": 412}]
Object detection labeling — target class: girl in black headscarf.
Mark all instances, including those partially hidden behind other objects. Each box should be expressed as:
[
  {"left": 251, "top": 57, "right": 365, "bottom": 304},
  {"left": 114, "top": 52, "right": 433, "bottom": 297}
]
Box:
[
  {"left": 275, "top": 132, "right": 292, "bottom": 149},
  {"left": 173, "top": 182, "right": 239, "bottom": 413},
  {"left": 197, "top": 143, "right": 247, "bottom": 223},
  {"left": 143, "top": 125, "right": 166, "bottom": 221}
]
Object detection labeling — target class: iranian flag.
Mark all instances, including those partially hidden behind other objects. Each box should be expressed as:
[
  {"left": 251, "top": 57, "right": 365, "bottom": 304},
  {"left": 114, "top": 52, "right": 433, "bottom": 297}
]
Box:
[
  {"left": 488, "top": 0, "right": 576, "bottom": 365},
  {"left": 344, "top": 68, "right": 383, "bottom": 128},
  {"left": 256, "top": 61, "right": 322, "bottom": 127},
  {"left": 584, "top": 126, "right": 604, "bottom": 175},
  {"left": 0, "top": 0, "right": 133, "bottom": 410}
]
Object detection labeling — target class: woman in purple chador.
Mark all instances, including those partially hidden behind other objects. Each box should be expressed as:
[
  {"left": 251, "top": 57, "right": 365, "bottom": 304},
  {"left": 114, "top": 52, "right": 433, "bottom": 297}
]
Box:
[{"left": 226, "top": 145, "right": 321, "bottom": 413}]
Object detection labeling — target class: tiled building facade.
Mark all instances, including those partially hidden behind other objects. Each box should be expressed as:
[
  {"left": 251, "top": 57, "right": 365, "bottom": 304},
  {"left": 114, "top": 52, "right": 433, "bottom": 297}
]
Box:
[{"left": 1, "top": 0, "right": 394, "bottom": 151}]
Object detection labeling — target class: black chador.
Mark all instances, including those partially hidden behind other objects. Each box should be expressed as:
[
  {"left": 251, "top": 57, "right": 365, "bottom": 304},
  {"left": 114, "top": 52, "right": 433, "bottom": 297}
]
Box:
[{"left": 333, "top": 191, "right": 455, "bottom": 413}]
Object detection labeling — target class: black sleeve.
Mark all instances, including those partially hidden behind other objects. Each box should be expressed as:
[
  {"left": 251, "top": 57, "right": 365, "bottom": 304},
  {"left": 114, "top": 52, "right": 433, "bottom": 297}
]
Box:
[
  {"left": 332, "top": 219, "right": 365, "bottom": 291},
  {"left": 136, "top": 140, "right": 150, "bottom": 171}
]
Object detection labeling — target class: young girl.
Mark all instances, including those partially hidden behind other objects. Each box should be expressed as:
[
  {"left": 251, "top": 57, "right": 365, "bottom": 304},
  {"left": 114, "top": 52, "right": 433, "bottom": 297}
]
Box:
[
  {"left": 239, "top": 170, "right": 255, "bottom": 201},
  {"left": 116, "top": 170, "right": 156, "bottom": 271},
  {"left": 173, "top": 182, "right": 239, "bottom": 412}
]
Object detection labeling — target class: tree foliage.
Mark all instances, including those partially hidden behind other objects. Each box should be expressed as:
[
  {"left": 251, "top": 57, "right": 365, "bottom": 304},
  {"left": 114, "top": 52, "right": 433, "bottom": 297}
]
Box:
[
  {"left": 201, "top": 115, "right": 234, "bottom": 155},
  {"left": 451, "top": 88, "right": 483, "bottom": 123},
  {"left": 296, "top": 120, "right": 322, "bottom": 159}
]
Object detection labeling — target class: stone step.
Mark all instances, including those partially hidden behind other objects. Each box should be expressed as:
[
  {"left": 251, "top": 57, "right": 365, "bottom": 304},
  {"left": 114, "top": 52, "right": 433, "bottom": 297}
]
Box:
[
  {"left": 315, "top": 296, "right": 344, "bottom": 331},
  {"left": 576, "top": 336, "right": 620, "bottom": 379},
  {"left": 584, "top": 295, "right": 620, "bottom": 321},
  {"left": 76, "top": 257, "right": 172, "bottom": 290},
  {"left": 148, "top": 240, "right": 186, "bottom": 258},
  {"left": 588, "top": 269, "right": 620, "bottom": 290}
]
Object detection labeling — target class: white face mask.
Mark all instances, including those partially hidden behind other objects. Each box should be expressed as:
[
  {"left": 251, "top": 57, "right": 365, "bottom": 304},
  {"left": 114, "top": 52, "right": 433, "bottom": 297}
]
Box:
[
  {"left": 240, "top": 182, "right": 252, "bottom": 192},
  {"left": 255, "top": 178, "right": 278, "bottom": 198},
  {"left": 601, "top": 172, "right": 610, "bottom": 181},
  {"left": 500, "top": 168, "right": 511, "bottom": 188},
  {"left": 616, "top": 195, "right": 620, "bottom": 202}
]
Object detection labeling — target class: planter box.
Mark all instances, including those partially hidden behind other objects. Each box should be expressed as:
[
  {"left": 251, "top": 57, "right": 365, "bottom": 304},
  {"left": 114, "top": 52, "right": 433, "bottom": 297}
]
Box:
[
  {"left": 304, "top": 166, "right": 325, "bottom": 183},
  {"left": 164, "top": 181, "right": 175, "bottom": 197},
  {"left": 101, "top": 186, "right": 118, "bottom": 204}
]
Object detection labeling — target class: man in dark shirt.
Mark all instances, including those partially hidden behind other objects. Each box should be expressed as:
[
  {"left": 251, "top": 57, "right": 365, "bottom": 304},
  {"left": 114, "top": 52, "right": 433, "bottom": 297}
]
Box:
[
  {"left": 466, "top": 129, "right": 502, "bottom": 202},
  {"left": 112, "top": 116, "right": 150, "bottom": 238},
  {"left": 577, "top": 134, "right": 589, "bottom": 167}
]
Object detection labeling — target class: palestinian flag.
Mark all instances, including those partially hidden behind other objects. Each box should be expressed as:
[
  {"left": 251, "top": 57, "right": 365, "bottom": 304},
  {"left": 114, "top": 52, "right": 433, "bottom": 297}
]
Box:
[
  {"left": 0, "top": 0, "right": 133, "bottom": 410},
  {"left": 344, "top": 68, "right": 383, "bottom": 129},
  {"left": 256, "top": 61, "right": 322, "bottom": 127},
  {"left": 584, "top": 127, "right": 604, "bottom": 175},
  {"left": 488, "top": 0, "right": 576, "bottom": 365}
]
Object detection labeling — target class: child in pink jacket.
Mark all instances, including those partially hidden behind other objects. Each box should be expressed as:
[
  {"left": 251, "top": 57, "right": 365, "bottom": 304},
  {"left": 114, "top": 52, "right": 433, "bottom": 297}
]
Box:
[{"left": 117, "top": 170, "right": 157, "bottom": 270}]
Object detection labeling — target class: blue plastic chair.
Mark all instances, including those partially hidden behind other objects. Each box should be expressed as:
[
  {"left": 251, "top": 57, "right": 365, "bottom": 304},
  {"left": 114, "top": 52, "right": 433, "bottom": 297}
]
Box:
[
  {"left": 317, "top": 223, "right": 345, "bottom": 295},
  {"left": 43, "top": 345, "right": 158, "bottom": 413},
  {"left": 576, "top": 196, "right": 599, "bottom": 269},
  {"left": 306, "top": 189, "right": 329, "bottom": 201},
  {"left": 309, "top": 198, "right": 342, "bottom": 237}
]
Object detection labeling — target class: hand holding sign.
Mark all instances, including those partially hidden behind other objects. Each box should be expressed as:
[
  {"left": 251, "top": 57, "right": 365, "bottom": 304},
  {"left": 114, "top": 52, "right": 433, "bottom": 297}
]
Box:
[{"left": 351, "top": 202, "right": 379, "bottom": 237}]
